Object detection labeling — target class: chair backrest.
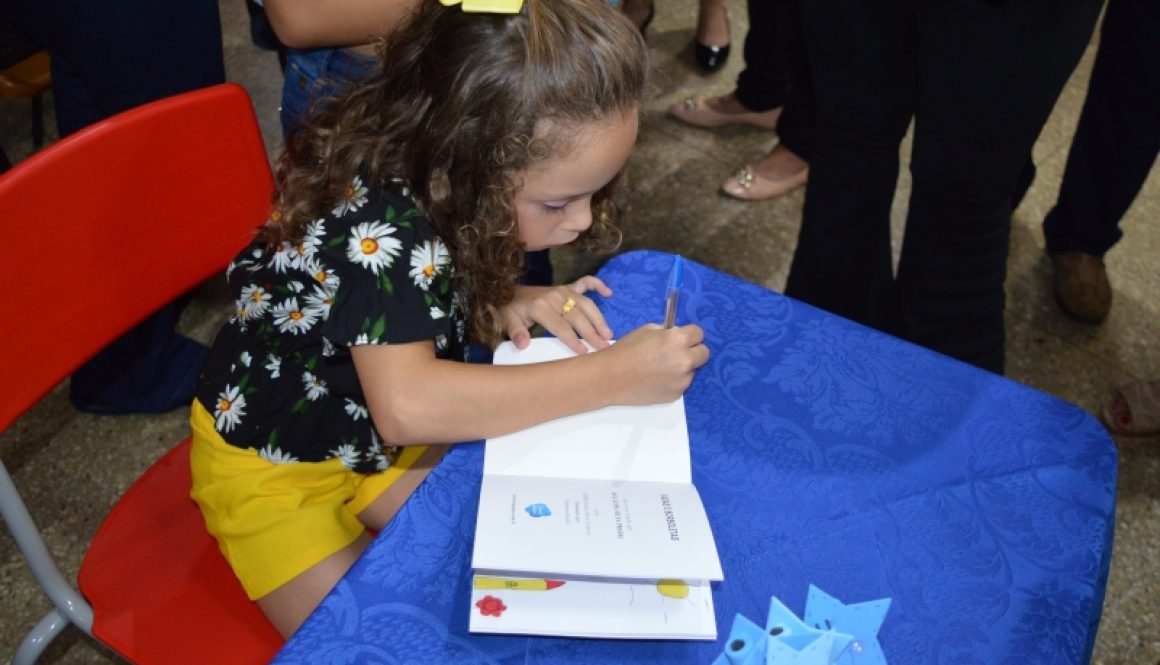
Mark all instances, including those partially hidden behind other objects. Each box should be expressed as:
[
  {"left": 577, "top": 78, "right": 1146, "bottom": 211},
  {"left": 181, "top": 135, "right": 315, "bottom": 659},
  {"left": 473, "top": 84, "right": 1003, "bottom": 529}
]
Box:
[
  {"left": 0, "top": 83, "right": 279, "bottom": 663},
  {"left": 0, "top": 82, "right": 273, "bottom": 433}
]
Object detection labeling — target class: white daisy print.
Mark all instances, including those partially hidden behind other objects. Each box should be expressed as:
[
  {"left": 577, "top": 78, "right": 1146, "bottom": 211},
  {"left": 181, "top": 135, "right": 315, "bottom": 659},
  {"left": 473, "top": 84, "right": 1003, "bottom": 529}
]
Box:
[
  {"left": 354, "top": 332, "right": 372, "bottom": 345},
  {"left": 238, "top": 284, "right": 272, "bottom": 320},
  {"left": 347, "top": 221, "right": 402, "bottom": 275},
  {"left": 214, "top": 385, "right": 247, "bottom": 433},
  {"left": 239, "top": 351, "right": 252, "bottom": 367},
  {"left": 301, "top": 218, "right": 326, "bottom": 258},
  {"left": 259, "top": 444, "right": 298, "bottom": 464},
  {"left": 290, "top": 226, "right": 323, "bottom": 263},
  {"left": 303, "top": 256, "right": 340, "bottom": 290},
  {"left": 369, "top": 431, "right": 390, "bottom": 471},
  {"left": 269, "top": 241, "right": 299, "bottom": 273},
  {"left": 271, "top": 297, "right": 320, "bottom": 335},
  {"left": 332, "top": 175, "right": 369, "bottom": 217},
  {"left": 227, "top": 257, "right": 257, "bottom": 281},
  {"left": 373, "top": 452, "right": 390, "bottom": 472},
  {"left": 303, "top": 284, "right": 335, "bottom": 320},
  {"left": 302, "top": 370, "right": 329, "bottom": 401},
  {"left": 265, "top": 353, "right": 282, "bottom": 378},
  {"left": 408, "top": 238, "right": 449, "bottom": 290},
  {"left": 286, "top": 280, "right": 305, "bottom": 294},
  {"left": 330, "top": 443, "right": 360, "bottom": 469},
  {"left": 321, "top": 336, "right": 336, "bottom": 357},
  {"left": 344, "top": 398, "right": 368, "bottom": 421},
  {"left": 429, "top": 306, "right": 445, "bottom": 320}
]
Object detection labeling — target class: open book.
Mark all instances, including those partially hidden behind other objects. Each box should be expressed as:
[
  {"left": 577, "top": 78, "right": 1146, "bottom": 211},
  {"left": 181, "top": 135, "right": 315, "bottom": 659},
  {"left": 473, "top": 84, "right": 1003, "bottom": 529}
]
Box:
[{"left": 469, "top": 337, "right": 723, "bottom": 640}]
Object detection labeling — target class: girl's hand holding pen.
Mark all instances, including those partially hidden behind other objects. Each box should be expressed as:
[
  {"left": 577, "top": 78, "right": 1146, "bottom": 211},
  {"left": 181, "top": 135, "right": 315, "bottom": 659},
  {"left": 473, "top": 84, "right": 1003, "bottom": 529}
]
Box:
[
  {"left": 599, "top": 323, "right": 709, "bottom": 405},
  {"left": 501, "top": 276, "right": 615, "bottom": 353}
]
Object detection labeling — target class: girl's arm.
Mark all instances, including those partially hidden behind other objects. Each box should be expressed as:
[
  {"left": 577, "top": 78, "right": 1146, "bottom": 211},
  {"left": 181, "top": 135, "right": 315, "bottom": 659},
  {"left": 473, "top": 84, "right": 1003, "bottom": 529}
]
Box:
[
  {"left": 263, "top": 0, "right": 419, "bottom": 48},
  {"left": 351, "top": 323, "right": 708, "bottom": 445}
]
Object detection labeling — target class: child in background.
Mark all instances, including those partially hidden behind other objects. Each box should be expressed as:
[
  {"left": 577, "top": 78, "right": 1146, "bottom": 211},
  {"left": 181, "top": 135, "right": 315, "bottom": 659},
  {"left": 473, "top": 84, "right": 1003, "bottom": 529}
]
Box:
[{"left": 189, "top": 0, "right": 709, "bottom": 637}]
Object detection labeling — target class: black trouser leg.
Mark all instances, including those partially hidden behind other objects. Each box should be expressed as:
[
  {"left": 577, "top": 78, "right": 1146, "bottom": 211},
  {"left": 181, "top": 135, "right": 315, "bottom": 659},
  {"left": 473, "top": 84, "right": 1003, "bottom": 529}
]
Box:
[
  {"left": 785, "top": 0, "right": 911, "bottom": 328},
  {"left": 767, "top": 0, "right": 813, "bottom": 161},
  {"left": 895, "top": 0, "right": 1101, "bottom": 373},
  {"left": 735, "top": 0, "right": 809, "bottom": 112},
  {"left": 1043, "top": 0, "right": 1160, "bottom": 257}
]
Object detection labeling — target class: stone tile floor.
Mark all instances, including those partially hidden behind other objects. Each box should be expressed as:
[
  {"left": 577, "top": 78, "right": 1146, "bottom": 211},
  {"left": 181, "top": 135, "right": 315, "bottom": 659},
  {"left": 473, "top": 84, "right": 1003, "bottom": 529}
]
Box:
[{"left": 1, "top": 0, "right": 1156, "bottom": 662}]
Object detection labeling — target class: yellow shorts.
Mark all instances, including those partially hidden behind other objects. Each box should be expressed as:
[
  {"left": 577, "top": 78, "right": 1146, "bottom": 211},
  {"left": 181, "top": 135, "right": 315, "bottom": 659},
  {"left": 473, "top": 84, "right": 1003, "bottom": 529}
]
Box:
[{"left": 189, "top": 400, "right": 427, "bottom": 600}]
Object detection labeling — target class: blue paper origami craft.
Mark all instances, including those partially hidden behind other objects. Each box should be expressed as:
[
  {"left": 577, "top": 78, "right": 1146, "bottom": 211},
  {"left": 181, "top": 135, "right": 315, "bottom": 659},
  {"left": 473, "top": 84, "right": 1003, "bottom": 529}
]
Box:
[
  {"left": 712, "top": 586, "right": 891, "bottom": 665},
  {"left": 765, "top": 595, "right": 853, "bottom": 663},
  {"left": 803, "top": 585, "right": 890, "bottom": 664}
]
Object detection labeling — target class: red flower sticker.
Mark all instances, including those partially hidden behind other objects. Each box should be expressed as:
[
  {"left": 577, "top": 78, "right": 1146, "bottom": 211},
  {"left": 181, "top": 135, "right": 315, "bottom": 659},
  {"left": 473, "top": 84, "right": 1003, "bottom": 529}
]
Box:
[{"left": 475, "top": 595, "right": 508, "bottom": 617}]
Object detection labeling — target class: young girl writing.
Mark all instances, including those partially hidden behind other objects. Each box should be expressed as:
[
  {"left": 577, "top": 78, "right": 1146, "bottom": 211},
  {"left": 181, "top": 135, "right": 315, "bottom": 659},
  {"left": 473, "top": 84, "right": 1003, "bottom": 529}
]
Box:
[{"left": 189, "top": 0, "right": 709, "bottom": 637}]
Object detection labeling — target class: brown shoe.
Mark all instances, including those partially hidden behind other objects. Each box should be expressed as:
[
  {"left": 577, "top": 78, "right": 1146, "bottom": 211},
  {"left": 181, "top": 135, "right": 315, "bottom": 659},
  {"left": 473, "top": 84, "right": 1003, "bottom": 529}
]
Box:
[{"left": 1052, "top": 252, "right": 1112, "bottom": 323}]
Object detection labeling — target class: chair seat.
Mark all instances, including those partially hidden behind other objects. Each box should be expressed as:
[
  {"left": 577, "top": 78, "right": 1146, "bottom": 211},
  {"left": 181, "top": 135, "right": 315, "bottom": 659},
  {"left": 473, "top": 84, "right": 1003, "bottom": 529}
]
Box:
[
  {"left": 0, "top": 50, "right": 50, "bottom": 98},
  {"left": 78, "top": 437, "right": 283, "bottom": 664}
]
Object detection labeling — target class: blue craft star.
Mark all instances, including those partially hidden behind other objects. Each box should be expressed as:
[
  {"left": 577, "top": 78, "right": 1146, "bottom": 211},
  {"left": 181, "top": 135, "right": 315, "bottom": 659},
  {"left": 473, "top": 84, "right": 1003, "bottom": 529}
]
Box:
[
  {"left": 765, "top": 595, "right": 854, "bottom": 664},
  {"left": 802, "top": 585, "right": 891, "bottom": 664}
]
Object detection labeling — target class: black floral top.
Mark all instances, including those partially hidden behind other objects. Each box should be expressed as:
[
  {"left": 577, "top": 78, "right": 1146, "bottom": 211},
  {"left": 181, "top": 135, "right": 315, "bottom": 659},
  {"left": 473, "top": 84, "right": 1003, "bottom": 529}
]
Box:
[{"left": 195, "top": 178, "right": 467, "bottom": 474}]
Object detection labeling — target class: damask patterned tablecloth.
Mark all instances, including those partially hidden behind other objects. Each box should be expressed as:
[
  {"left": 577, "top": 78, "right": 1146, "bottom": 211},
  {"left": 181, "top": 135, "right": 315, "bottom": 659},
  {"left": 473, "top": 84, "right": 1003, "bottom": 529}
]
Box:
[{"left": 274, "top": 250, "right": 1117, "bottom": 664}]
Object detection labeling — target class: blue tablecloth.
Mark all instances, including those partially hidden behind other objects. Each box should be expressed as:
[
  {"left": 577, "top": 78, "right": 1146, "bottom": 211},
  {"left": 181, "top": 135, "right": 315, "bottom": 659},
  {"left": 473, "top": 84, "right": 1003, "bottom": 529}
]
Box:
[{"left": 274, "top": 250, "right": 1116, "bottom": 664}]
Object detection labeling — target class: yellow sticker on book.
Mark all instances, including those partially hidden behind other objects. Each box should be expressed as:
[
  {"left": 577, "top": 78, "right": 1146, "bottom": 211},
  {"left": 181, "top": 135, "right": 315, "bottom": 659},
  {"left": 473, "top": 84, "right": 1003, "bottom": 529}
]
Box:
[{"left": 656, "top": 579, "right": 690, "bottom": 599}]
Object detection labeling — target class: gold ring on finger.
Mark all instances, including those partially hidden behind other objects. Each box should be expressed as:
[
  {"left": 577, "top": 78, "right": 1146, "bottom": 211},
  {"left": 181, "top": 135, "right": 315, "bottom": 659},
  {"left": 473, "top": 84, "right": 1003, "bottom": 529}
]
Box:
[{"left": 561, "top": 297, "right": 576, "bottom": 315}]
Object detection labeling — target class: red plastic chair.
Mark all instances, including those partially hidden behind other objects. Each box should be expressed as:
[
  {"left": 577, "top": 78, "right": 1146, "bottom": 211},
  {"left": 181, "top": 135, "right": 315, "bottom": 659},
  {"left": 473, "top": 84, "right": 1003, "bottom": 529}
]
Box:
[{"left": 0, "top": 83, "right": 283, "bottom": 663}]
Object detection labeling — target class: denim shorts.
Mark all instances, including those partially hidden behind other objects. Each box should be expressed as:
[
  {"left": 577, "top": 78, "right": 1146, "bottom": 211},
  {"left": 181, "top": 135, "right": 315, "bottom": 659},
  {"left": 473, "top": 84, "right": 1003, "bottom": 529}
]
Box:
[{"left": 280, "top": 46, "right": 378, "bottom": 137}]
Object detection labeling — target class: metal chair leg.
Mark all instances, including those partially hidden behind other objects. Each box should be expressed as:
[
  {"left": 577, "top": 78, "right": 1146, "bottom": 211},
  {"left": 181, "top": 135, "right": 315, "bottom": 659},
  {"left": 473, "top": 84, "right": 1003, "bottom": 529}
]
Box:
[
  {"left": 0, "top": 461, "right": 94, "bottom": 635},
  {"left": 12, "top": 609, "right": 71, "bottom": 665}
]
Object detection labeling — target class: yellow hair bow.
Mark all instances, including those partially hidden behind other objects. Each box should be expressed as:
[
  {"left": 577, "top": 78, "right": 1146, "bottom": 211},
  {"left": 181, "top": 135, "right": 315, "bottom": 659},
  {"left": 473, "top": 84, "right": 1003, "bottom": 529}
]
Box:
[{"left": 439, "top": 0, "right": 524, "bottom": 13}]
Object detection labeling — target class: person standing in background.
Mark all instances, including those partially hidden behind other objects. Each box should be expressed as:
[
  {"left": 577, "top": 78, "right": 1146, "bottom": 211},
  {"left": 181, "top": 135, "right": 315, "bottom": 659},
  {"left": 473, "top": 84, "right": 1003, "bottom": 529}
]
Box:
[{"left": 784, "top": 0, "right": 1104, "bottom": 374}]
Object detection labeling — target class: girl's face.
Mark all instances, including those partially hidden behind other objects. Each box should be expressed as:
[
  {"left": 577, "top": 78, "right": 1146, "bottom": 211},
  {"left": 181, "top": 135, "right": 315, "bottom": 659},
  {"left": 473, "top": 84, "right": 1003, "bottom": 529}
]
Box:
[{"left": 514, "top": 111, "right": 639, "bottom": 252}]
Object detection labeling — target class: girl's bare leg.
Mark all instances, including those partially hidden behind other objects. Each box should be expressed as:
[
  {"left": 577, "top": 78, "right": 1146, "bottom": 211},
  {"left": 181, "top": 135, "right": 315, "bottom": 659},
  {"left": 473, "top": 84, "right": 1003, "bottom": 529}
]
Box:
[
  {"left": 257, "top": 531, "right": 374, "bottom": 638},
  {"left": 696, "top": 0, "right": 730, "bottom": 48},
  {"left": 256, "top": 445, "right": 449, "bottom": 638}
]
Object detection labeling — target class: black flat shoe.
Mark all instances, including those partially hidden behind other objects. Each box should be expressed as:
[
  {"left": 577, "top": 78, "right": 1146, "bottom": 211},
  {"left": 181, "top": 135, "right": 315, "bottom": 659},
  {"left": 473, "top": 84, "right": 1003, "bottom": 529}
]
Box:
[
  {"left": 693, "top": 4, "right": 730, "bottom": 72},
  {"left": 694, "top": 42, "right": 730, "bottom": 73}
]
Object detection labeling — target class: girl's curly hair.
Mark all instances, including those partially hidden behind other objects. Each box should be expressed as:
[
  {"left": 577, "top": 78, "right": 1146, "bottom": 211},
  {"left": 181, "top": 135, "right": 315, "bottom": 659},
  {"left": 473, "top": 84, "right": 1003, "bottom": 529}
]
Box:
[{"left": 263, "top": 0, "right": 648, "bottom": 348}]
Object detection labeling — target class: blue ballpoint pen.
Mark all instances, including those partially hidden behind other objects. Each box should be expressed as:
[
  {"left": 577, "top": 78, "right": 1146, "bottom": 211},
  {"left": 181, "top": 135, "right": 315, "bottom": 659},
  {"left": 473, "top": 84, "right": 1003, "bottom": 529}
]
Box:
[{"left": 663, "top": 255, "right": 684, "bottom": 328}]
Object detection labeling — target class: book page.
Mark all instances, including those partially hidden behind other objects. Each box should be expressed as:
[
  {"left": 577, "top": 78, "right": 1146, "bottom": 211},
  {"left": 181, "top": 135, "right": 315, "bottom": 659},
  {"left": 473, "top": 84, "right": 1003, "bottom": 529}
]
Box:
[
  {"left": 485, "top": 338, "right": 692, "bottom": 484},
  {"left": 468, "top": 576, "right": 716, "bottom": 640},
  {"left": 472, "top": 474, "right": 724, "bottom": 581}
]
